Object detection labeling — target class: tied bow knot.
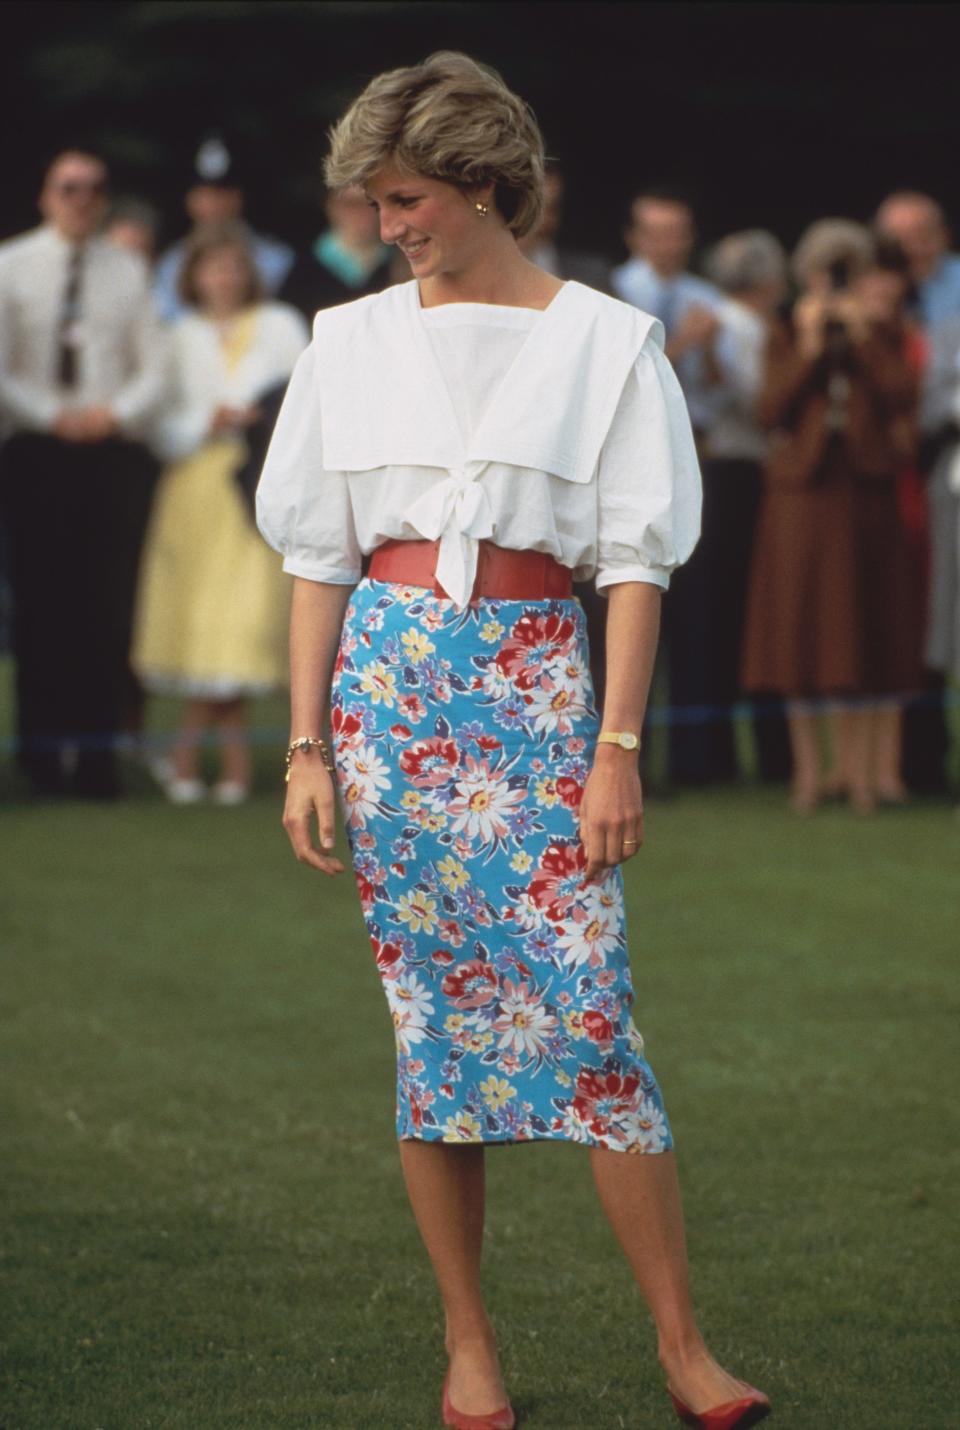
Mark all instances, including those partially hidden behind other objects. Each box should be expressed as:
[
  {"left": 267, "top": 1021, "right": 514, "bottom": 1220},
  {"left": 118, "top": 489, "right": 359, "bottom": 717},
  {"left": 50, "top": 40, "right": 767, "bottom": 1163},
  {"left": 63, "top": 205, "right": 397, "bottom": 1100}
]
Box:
[{"left": 405, "top": 470, "right": 495, "bottom": 609}]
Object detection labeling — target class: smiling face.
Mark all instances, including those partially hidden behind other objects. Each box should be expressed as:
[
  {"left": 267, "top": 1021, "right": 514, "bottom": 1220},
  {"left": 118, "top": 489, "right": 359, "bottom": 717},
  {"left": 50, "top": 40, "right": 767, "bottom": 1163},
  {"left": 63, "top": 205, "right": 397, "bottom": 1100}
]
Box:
[{"left": 363, "top": 162, "right": 495, "bottom": 281}]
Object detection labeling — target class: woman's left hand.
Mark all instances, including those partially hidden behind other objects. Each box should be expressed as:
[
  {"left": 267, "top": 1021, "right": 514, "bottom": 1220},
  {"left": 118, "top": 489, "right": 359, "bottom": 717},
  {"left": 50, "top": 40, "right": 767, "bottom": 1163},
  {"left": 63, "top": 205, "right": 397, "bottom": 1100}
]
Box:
[{"left": 578, "top": 747, "right": 644, "bottom": 884}]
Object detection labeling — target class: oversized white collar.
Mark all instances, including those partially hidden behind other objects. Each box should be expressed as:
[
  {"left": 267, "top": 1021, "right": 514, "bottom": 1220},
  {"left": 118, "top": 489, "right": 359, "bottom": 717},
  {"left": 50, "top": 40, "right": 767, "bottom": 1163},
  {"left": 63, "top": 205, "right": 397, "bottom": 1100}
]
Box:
[{"left": 312, "top": 279, "right": 661, "bottom": 483}]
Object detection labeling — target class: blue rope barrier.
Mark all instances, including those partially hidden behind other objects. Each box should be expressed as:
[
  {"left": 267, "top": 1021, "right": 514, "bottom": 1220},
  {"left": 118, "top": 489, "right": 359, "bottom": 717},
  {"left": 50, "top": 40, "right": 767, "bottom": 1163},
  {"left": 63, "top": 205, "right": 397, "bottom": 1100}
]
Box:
[{"left": 1, "top": 686, "right": 956, "bottom": 757}]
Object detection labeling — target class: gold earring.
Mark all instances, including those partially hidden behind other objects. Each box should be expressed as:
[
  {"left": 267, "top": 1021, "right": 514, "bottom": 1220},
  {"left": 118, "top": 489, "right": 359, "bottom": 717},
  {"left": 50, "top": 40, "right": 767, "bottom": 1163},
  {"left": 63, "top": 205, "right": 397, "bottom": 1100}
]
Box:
[{"left": 475, "top": 201, "right": 489, "bottom": 218}]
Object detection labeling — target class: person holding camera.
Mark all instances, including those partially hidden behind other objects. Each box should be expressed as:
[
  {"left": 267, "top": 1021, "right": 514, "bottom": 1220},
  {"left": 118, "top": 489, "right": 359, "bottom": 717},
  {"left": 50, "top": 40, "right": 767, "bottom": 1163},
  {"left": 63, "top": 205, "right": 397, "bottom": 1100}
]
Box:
[{"left": 741, "top": 220, "right": 920, "bottom": 814}]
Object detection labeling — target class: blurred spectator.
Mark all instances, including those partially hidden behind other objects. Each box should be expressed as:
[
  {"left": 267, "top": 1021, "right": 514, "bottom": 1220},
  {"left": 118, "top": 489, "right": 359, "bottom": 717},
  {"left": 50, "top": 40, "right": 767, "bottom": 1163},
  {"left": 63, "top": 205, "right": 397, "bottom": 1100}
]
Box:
[
  {"left": 742, "top": 220, "right": 920, "bottom": 814},
  {"left": 0, "top": 149, "right": 166, "bottom": 798},
  {"left": 133, "top": 225, "right": 307, "bottom": 805},
  {"left": 613, "top": 191, "right": 722, "bottom": 784},
  {"left": 667, "top": 229, "right": 791, "bottom": 784},
  {"left": 155, "top": 136, "right": 294, "bottom": 322},
  {"left": 105, "top": 198, "right": 161, "bottom": 264},
  {"left": 279, "top": 183, "right": 392, "bottom": 319},
  {"left": 876, "top": 192, "right": 957, "bottom": 794},
  {"left": 517, "top": 162, "right": 613, "bottom": 293},
  {"left": 612, "top": 191, "right": 721, "bottom": 435},
  {"left": 921, "top": 313, "right": 960, "bottom": 722},
  {"left": 875, "top": 192, "right": 960, "bottom": 330}
]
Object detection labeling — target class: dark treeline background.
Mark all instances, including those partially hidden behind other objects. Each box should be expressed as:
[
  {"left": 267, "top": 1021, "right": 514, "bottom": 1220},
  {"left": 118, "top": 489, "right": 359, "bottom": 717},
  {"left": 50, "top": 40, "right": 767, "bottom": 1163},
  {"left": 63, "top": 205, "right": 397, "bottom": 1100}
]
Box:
[{"left": 2, "top": 1, "right": 958, "bottom": 261}]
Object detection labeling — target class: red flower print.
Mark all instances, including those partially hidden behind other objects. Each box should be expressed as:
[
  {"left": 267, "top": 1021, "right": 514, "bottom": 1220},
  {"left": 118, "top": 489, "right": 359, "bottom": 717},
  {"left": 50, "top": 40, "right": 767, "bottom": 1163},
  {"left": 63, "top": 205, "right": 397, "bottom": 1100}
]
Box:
[
  {"left": 556, "top": 776, "right": 583, "bottom": 810},
  {"left": 572, "top": 1067, "right": 643, "bottom": 1139},
  {"left": 399, "top": 735, "right": 460, "bottom": 787},
  {"left": 441, "top": 958, "right": 499, "bottom": 1009},
  {"left": 582, "top": 1011, "right": 613, "bottom": 1044},
  {"left": 528, "top": 838, "right": 587, "bottom": 922},
  {"left": 390, "top": 862, "right": 407, "bottom": 878},
  {"left": 390, "top": 723, "right": 413, "bottom": 741},
  {"left": 495, "top": 612, "right": 576, "bottom": 690},
  {"left": 477, "top": 734, "right": 502, "bottom": 752},
  {"left": 438, "top": 918, "right": 466, "bottom": 948},
  {"left": 331, "top": 706, "right": 363, "bottom": 742},
  {"left": 373, "top": 937, "right": 404, "bottom": 980},
  {"left": 431, "top": 949, "right": 455, "bottom": 966},
  {"left": 397, "top": 694, "right": 427, "bottom": 724}
]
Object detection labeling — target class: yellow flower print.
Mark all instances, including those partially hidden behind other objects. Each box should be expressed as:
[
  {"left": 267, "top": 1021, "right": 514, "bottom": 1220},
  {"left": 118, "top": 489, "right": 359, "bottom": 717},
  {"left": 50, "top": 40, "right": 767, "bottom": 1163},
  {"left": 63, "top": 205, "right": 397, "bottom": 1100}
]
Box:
[
  {"left": 443, "top": 1111, "right": 483, "bottom": 1142},
  {"left": 401, "top": 627, "right": 436, "bottom": 665},
  {"left": 359, "top": 661, "right": 398, "bottom": 707},
  {"left": 534, "top": 776, "right": 560, "bottom": 808},
  {"left": 556, "top": 1070, "right": 572, "bottom": 1088},
  {"left": 444, "top": 1013, "right": 466, "bottom": 1034},
  {"left": 510, "top": 850, "right": 533, "bottom": 874},
  {"left": 479, "top": 1075, "right": 516, "bottom": 1110},
  {"left": 458, "top": 1030, "right": 494, "bottom": 1054},
  {"left": 437, "top": 854, "right": 469, "bottom": 892},
  {"left": 401, "top": 790, "right": 422, "bottom": 810},
  {"left": 396, "top": 890, "right": 438, "bottom": 935},
  {"left": 563, "top": 1010, "right": 586, "bottom": 1038},
  {"left": 420, "top": 811, "right": 448, "bottom": 833},
  {"left": 480, "top": 619, "right": 505, "bottom": 644},
  {"left": 628, "top": 1025, "right": 646, "bottom": 1055}
]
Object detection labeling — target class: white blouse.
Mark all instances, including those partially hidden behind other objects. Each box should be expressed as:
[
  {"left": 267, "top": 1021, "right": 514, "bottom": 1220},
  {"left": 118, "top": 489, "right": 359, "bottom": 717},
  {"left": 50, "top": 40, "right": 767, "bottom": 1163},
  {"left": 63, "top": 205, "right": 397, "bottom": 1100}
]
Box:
[
  {"left": 154, "top": 302, "right": 309, "bottom": 463},
  {"left": 256, "top": 279, "right": 701, "bottom": 610}
]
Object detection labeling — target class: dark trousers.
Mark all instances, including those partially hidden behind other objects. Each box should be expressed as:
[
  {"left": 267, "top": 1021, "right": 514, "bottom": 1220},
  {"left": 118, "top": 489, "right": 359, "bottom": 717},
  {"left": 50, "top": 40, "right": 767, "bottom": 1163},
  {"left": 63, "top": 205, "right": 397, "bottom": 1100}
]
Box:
[
  {"left": 0, "top": 432, "right": 157, "bottom": 795},
  {"left": 667, "top": 457, "right": 790, "bottom": 785}
]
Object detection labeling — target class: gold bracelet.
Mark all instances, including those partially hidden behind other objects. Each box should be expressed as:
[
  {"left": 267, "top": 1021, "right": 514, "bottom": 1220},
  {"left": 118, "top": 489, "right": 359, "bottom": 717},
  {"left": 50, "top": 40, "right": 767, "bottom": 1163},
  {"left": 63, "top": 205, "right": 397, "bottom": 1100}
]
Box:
[{"left": 285, "top": 736, "right": 335, "bottom": 781}]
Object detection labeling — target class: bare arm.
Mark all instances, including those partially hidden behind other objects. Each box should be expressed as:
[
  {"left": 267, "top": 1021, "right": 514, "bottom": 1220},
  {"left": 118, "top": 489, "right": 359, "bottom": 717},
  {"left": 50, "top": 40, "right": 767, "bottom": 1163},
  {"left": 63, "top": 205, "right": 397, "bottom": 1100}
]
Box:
[
  {"left": 281, "top": 576, "right": 354, "bottom": 875},
  {"left": 579, "top": 581, "right": 661, "bottom": 883}
]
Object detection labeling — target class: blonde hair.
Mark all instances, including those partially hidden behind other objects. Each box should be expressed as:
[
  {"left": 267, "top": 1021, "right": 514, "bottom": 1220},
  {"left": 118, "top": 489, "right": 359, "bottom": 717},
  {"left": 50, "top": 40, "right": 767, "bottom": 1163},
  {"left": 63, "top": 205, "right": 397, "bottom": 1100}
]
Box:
[{"left": 324, "top": 51, "right": 545, "bottom": 238}]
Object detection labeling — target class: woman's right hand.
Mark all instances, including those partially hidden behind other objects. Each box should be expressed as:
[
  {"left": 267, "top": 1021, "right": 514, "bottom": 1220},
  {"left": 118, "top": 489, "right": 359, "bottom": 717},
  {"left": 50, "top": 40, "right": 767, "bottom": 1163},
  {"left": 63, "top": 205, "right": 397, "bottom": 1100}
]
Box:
[
  {"left": 210, "top": 403, "right": 261, "bottom": 436},
  {"left": 281, "top": 751, "right": 345, "bottom": 875}
]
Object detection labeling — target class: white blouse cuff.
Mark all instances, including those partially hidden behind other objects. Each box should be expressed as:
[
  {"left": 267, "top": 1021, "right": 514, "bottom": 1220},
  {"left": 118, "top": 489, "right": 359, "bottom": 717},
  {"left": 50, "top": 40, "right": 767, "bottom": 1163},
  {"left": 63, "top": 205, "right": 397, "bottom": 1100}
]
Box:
[
  {"left": 281, "top": 554, "right": 361, "bottom": 584},
  {"left": 595, "top": 563, "right": 671, "bottom": 593}
]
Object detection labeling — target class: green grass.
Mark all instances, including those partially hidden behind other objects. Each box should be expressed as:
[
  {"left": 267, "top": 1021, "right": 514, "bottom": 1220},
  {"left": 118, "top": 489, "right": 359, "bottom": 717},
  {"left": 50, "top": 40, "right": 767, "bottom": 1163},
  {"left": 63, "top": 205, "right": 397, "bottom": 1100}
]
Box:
[{"left": 2, "top": 676, "right": 958, "bottom": 1427}]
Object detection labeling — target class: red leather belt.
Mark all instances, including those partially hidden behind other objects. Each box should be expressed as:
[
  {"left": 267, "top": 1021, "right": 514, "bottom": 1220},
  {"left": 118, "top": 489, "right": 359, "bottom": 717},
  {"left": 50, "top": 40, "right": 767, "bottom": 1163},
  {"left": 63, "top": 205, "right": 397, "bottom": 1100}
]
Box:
[{"left": 368, "top": 539, "right": 573, "bottom": 601}]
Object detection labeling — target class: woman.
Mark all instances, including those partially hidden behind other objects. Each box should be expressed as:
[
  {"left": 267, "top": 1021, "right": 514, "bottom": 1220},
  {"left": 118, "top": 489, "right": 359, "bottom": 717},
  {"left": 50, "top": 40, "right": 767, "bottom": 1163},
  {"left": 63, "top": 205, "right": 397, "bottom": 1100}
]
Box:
[
  {"left": 258, "top": 52, "right": 770, "bottom": 1430},
  {"left": 742, "top": 220, "right": 920, "bottom": 814},
  {"left": 134, "top": 225, "right": 308, "bottom": 803}
]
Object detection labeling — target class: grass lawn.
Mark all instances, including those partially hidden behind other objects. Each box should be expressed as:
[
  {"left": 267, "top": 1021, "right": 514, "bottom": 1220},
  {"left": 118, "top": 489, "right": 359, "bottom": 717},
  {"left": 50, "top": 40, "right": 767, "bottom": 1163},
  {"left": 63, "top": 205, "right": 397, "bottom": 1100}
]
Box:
[{"left": 1, "top": 683, "right": 958, "bottom": 1428}]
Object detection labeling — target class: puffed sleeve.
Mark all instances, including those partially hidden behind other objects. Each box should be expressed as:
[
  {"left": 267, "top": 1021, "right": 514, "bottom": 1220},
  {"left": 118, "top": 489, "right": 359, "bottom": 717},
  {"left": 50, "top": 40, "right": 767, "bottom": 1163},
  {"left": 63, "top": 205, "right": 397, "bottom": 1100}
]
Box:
[
  {"left": 594, "top": 328, "right": 702, "bottom": 591},
  {"left": 255, "top": 339, "right": 362, "bottom": 584}
]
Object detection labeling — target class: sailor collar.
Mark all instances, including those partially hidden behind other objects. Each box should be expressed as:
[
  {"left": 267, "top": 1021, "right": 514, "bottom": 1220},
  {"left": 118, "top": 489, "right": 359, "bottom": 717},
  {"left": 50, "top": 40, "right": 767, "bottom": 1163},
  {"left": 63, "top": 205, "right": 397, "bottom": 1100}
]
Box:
[{"left": 313, "top": 279, "right": 662, "bottom": 484}]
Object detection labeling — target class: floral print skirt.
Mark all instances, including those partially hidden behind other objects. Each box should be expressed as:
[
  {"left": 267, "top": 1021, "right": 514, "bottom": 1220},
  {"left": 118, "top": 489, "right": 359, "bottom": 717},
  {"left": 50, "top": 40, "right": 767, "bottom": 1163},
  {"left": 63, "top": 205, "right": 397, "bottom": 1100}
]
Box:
[{"left": 330, "top": 578, "right": 673, "bottom": 1154}]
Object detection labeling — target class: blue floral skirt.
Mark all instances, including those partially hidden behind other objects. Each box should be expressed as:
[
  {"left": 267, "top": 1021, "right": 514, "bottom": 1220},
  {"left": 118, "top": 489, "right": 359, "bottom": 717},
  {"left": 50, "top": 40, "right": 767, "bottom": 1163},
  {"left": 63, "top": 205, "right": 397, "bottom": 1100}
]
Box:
[{"left": 330, "top": 578, "right": 673, "bottom": 1154}]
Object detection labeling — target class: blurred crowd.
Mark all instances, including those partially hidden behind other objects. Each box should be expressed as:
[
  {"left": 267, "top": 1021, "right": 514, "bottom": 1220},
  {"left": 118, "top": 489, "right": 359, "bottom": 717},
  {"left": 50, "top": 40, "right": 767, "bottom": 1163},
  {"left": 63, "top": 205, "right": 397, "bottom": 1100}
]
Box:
[{"left": 0, "top": 138, "right": 958, "bottom": 812}]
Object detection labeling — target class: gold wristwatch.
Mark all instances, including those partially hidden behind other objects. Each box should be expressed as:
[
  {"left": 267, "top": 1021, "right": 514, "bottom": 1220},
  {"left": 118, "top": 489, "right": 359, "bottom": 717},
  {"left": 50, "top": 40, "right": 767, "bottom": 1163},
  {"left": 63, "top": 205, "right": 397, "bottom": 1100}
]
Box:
[{"left": 597, "top": 731, "right": 641, "bottom": 751}]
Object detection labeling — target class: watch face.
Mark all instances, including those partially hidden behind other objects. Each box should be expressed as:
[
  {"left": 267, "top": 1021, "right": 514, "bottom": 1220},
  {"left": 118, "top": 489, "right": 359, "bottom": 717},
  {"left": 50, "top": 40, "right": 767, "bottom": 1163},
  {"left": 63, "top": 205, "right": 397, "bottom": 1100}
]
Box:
[{"left": 619, "top": 732, "right": 639, "bottom": 750}]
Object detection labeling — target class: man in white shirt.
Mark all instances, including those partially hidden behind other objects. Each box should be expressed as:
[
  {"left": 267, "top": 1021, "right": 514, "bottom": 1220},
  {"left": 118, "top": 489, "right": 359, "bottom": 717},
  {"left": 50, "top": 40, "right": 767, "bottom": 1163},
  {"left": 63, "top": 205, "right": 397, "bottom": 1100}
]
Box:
[
  {"left": 612, "top": 192, "right": 721, "bottom": 436},
  {"left": 613, "top": 193, "right": 721, "bottom": 785},
  {"left": 0, "top": 149, "right": 167, "bottom": 797}
]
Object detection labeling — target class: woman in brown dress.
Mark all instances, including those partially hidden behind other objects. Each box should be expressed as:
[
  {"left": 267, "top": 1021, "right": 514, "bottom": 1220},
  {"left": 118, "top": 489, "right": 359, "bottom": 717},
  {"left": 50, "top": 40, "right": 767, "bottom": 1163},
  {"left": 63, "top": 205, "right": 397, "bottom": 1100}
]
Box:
[{"left": 742, "top": 221, "right": 919, "bottom": 813}]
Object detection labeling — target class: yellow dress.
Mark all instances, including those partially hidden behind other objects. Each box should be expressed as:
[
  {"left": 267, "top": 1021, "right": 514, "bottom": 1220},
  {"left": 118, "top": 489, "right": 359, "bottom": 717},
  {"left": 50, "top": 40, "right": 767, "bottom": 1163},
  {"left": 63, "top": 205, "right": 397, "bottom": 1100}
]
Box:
[{"left": 133, "top": 313, "right": 290, "bottom": 697}]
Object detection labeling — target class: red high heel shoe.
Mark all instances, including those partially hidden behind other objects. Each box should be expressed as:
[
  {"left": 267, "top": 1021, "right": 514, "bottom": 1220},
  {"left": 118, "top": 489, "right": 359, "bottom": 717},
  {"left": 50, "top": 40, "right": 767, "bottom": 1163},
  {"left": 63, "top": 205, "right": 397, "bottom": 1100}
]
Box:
[
  {"left": 668, "top": 1384, "right": 771, "bottom": 1430},
  {"left": 441, "top": 1371, "right": 516, "bottom": 1429}
]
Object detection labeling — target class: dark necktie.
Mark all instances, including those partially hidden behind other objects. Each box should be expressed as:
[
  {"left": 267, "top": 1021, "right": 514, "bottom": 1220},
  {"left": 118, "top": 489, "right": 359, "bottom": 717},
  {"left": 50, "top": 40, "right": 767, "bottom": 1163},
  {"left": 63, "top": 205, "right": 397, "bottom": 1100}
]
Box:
[{"left": 57, "top": 244, "right": 83, "bottom": 388}]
